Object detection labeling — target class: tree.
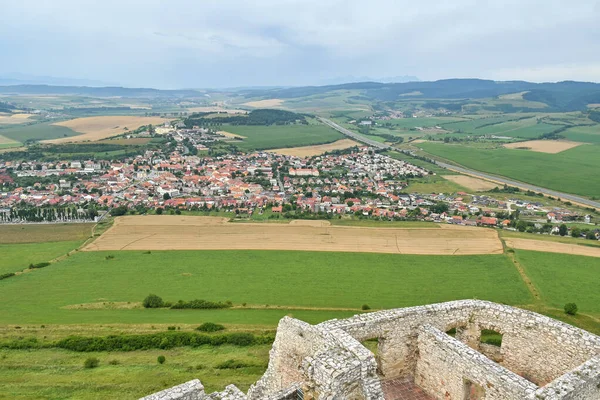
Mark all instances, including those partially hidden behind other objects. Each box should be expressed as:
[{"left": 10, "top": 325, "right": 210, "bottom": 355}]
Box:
[
  {"left": 143, "top": 294, "right": 164, "bottom": 308},
  {"left": 346, "top": 201, "right": 354, "bottom": 207},
  {"left": 157, "top": 355, "right": 166, "bottom": 364},
  {"left": 586, "top": 231, "right": 597, "bottom": 240},
  {"left": 163, "top": 193, "right": 171, "bottom": 200},
  {"left": 564, "top": 303, "right": 578, "bottom": 315},
  {"left": 571, "top": 228, "right": 581, "bottom": 238},
  {"left": 155, "top": 207, "right": 164, "bottom": 215},
  {"left": 559, "top": 224, "right": 568, "bottom": 236}
]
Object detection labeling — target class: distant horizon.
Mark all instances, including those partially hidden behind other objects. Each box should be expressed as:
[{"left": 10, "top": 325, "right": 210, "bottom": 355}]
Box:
[{"left": 1, "top": 74, "right": 599, "bottom": 92}]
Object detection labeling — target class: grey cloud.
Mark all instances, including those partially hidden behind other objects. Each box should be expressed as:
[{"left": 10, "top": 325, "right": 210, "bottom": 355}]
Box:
[{"left": 0, "top": 0, "right": 598, "bottom": 88}]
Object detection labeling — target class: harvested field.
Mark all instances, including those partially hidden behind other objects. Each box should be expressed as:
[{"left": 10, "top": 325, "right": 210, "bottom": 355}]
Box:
[
  {"left": 269, "top": 139, "right": 360, "bottom": 157},
  {"left": 44, "top": 116, "right": 165, "bottom": 143},
  {"left": 84, "top": 216, "right": 503, "bottom": 255},
  {"left": 442, "top": 175, "right": 498, "bottom": 192},
  {"left": 217, "top": 130, "right": 246, "bottom": 139},
  {"left": 243, "top": 99, "right": 284, "bottom": 108},
  {"left": 503, "top": 140, "right": 583, "bottom": 154},
  {"left": 505, "top": 238, "right": 600, "bottom": 258},
  {"left": 98, "top": 137, "right": 152, "bottom": 145},
  {"left": 0, "top": 113, "right": 33, "bottom": 124}
]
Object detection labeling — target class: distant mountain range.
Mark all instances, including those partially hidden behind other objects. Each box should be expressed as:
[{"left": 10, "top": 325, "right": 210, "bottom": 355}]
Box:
[
  {"left": 0, "top": 73, "right": 117, "bottom": 87},
  {"left": 1, "top": 78, "right": 600, "bottom": 111},
  {"left": 317, "top": 75, "right": 420, "bottom": 85}
]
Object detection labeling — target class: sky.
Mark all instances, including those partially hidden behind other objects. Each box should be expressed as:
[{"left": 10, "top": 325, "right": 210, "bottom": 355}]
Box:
[{"left": 1, "top": 0, "right": 599, "bottom": 89}]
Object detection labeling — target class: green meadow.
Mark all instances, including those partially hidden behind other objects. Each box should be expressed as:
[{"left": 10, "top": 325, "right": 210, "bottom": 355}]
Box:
[
  {"left": 0, "top": 250, "right": 532, "bottom": 325},
  {"left": 223, "top": 123, "right": 343, "bottom": 150},
  {"left": 0, "top": 122, "right": 78, "bottom": 143},
  {"left": 419, "top": 142, "right": 600, "bottom": 198},
  {"left": 0, "top": 241, "right": 83, "bottom": 275}
]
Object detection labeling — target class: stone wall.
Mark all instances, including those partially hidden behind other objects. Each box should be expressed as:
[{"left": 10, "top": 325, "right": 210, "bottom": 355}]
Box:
[
  {"left": 320, "top": 300, "right": 600, "bottom": 385},
  {"left": 415, "top": 324, "right": 538, "bottom": 399},
  {"left": 142, "top": 300, "right": 600, "bottom": 400}
]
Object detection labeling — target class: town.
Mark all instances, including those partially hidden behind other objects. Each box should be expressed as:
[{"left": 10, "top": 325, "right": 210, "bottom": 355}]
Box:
[{"left": 0, "top": 128, "right": 597, "bottom": 241}]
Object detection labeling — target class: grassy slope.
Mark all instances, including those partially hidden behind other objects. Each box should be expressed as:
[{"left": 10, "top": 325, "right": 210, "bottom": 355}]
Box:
[
  {"left": 419, "top": 142, "right": 600, "bottom": 198},
  {"left": 562, "top": 125, "right": 600, "bottom": 143},
  {"left": 0, "top": 345, "right": 270, "bottom": 400},
  {"left": 0, "top": 223, "right": 93, "bottom": 244},
  {"left": 0, "top": 241, "right": 83, "bottom": 275},
  {"left": 223, "top": 124, "right": 343, "bottom": 150},
  {"left": 0, "top": 251, "right": 532, "bottom": 324},
  {"left": 516, "top": 250, "right": 600, "bottom": 314},
  {"left": 0, "top": 122, "right": 78, "bottom": 142}
]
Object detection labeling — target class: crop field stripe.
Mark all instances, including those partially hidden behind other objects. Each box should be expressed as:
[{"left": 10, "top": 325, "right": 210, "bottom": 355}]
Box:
[
  {"left": 222, "top": 123, "right": 344, "bottom": 150},
  {"left": 418, "top": 142, "right": 600, "bottom": 198}
]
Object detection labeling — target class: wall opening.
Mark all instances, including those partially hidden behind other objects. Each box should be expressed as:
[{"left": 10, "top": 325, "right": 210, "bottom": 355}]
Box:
[
  {"left": 480, "top": 329, "right": 502, "bottom": 347},
  {"left": 463, "top": 379, "right": 485, "bottom": 400},
  {"left": 446, "top": 327, "right": 457, "bottom": 337}
]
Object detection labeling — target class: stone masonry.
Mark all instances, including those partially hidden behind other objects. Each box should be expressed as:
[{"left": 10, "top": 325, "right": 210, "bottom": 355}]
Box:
[{"left": 141, "top": 300, "right": 600, "bottom": 399}]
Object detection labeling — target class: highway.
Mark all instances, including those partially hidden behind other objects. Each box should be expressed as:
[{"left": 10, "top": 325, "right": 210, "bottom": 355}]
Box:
[{"left": 318, "top": 117, "right": 600, "bottom": 210}]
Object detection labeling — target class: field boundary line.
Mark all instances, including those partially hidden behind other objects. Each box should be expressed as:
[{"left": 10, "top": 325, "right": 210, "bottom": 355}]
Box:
[{"left": 502, "top": 240, "right": 541, "bottom": 301}]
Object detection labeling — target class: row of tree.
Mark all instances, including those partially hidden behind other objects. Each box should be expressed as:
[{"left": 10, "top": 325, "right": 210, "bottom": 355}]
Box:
[{"left": 0, "top": 206, "right": 98, "bottom": 223}]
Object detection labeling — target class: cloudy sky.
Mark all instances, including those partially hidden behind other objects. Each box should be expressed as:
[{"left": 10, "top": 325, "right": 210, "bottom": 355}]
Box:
[{"left": 1, "top": 0, "right": 599, "bottom": 88}]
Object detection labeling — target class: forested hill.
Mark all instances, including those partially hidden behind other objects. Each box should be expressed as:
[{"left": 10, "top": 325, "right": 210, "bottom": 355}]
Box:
[
  {"left": 184, "top": 109, "right": 307, "bottom": 127},
  {"left": 241, "top": 79, "right": 600, "bottom": 111},
  {"left": 0, "top": 85, "right": 202, "bottom": 98}
]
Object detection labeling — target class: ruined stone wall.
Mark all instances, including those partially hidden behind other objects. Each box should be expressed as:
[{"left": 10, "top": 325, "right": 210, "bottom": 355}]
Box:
[
  {"left": 140, "top": 380, "right": 205, "bottom": 400},
  {"left": 533, "top": 357, "right": 600, "bottom": 400},
  {"left": 320, "top": 300, "right": 600, "bottom": 384},
  {"left": 415, "top": 325, "right": 538, "bottom": 399}
]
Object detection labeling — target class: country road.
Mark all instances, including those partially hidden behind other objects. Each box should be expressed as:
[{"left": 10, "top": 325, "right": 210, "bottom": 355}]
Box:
[{"left": 318, "top": 117, "right": 600, "bottom": 210}]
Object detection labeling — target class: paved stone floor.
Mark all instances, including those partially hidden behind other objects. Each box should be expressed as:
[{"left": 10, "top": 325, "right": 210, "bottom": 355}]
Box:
[{"left": 381, "top": 376, "right": 434, "bottom": 400}]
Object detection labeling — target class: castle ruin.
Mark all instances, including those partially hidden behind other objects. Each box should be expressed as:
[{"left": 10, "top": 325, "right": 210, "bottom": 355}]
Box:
[{"left": 141, "top": 300, "right": 600, "bottom": 399}]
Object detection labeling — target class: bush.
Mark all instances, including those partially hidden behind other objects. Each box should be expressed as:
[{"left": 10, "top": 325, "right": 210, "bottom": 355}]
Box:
[
  {"left": 167, "top": 326, "right": 177, "bottom": 331},
  {"left": 28, "top": 262, "right": 51, "bottom": 269},
  {"left": 157, "top": 355, "right": 166, "bottom": 364},
  {"left": 196, "top": 322, "right": 225, "bottom": 332},
  {"left": 564, "top": 303, "right": 578, "bottom": 315},
  {"left": 84, "top": 357, "right": 100, "bottom": 369},
  {"left": 108, "top": 359, "right": 120, "bottom": 365},
  {"left": 155, "top": 207, "right": 164, "bottom": 215},
  {"left": 143, "top": 294, "right": 164, "bottom": 309},
  {"left": 361, "top": 304, "right": 371, "bottom": 311},
  {"left": 170, "top": 299, "right": 232, "bottom": 310},
  {"left": 0, "top": 272, "right": 15, "bottom": 280}
]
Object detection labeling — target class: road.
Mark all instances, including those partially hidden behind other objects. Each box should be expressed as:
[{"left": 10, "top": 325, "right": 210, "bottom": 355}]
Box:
[{"left": 318, "top": 117, "right": 600, "bottom": 210}]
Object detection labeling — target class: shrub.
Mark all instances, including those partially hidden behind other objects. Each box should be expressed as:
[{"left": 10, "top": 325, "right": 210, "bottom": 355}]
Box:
[
  {"left": 196, "top": 322, "right": 225, "bottom": 332},
  {"left": 28, "top": 262, "right": 51, "bottom": 269},
  {"left": 0, "top": 272, "right": 15, "bottom": 280},
  {"left": 157, "top": 355, "right": 166, "bottom": 364},
  {"left": 564, "top": 303, "right": 578, "bottom": 315},
  {"left": 108, "top": 359, "right": 120, "bottom": 365},
  {"left": 167, "top": 326, "right": 176, "bottom": 331},
  {"left": 361, "top": 304, "right": 371, "bottom": 311},
  {"left": 84, "top": 357, "right": 100, "bottom": 369},
  {"left": 155, "top": 207, "right": 164, "bottom": 215},
  {"left": 105, "top": 255, "right": 115, "bottom": 260},
  {"left": 143, "top": 294, "right": 164, "bottom": 309},
  {"left": 170, "top": 299, "right": 232, "bottom": 310}
]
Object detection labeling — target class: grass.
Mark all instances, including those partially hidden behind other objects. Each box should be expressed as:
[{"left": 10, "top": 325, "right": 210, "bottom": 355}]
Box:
[
  {"left": 516, "top": 250, "right": 600, "bottom": 315},
  {"left": 499, "top": 230, "right": 600, "bottom": 248},
  {"left": 562, "top": 125, "right": 600, "bottom": 143},
  {"left": 0, "top": 241, "right": 83, "bottom": 275},
  {"left": 0, "top": 345, "right": 270, "bottom": 400},
  {"left": 222, "top": 123, "right": 343, "bottom": 150},
  {"left": 0, "top": 223, "right": 94, "bottom": 244},
  {"left": 0, "top": 122, "right": 78, "bottom": 142},
  {"left": 418, "top": 142, "right": 600, "bottom": 198},
  {"left": 406, "top": 175, "right": 469, "bottom": 194},
  {"left": 382, "top": 117, "right": 466, "bottom": 129},
  {"left": 0, "top": 251, "right": 532, "bottom": 325}
]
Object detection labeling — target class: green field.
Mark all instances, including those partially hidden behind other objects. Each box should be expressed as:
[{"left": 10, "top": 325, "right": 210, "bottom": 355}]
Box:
[
  {"left": 0, "top": 250, "right": 532, "bottom": 325},
  {"left": 223, "top": 123, "right": 343, "bottom": 150},
  {"left": 0, "top": 241, "right": 83, "bottom": 275},
  {"left": 382, "top": 117, "right": 466, "bottom": 129},
  {"left": 419, "top": 142, "right": 600, "bottom": 198},
  {"left": 562, "top": 125, "right": 600, "bottom": 143},
  {"left": 0, "top": 122, "right": 78, "bottom": 143},
  {"left": 516, "top": 250, "right": 600, "bottom": 314},
  {"left": 0, "top": 345, "right": 270, "bottom": 400},
  {"left": 440, "top": 115, "right": 526, "bottom": 131}
]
